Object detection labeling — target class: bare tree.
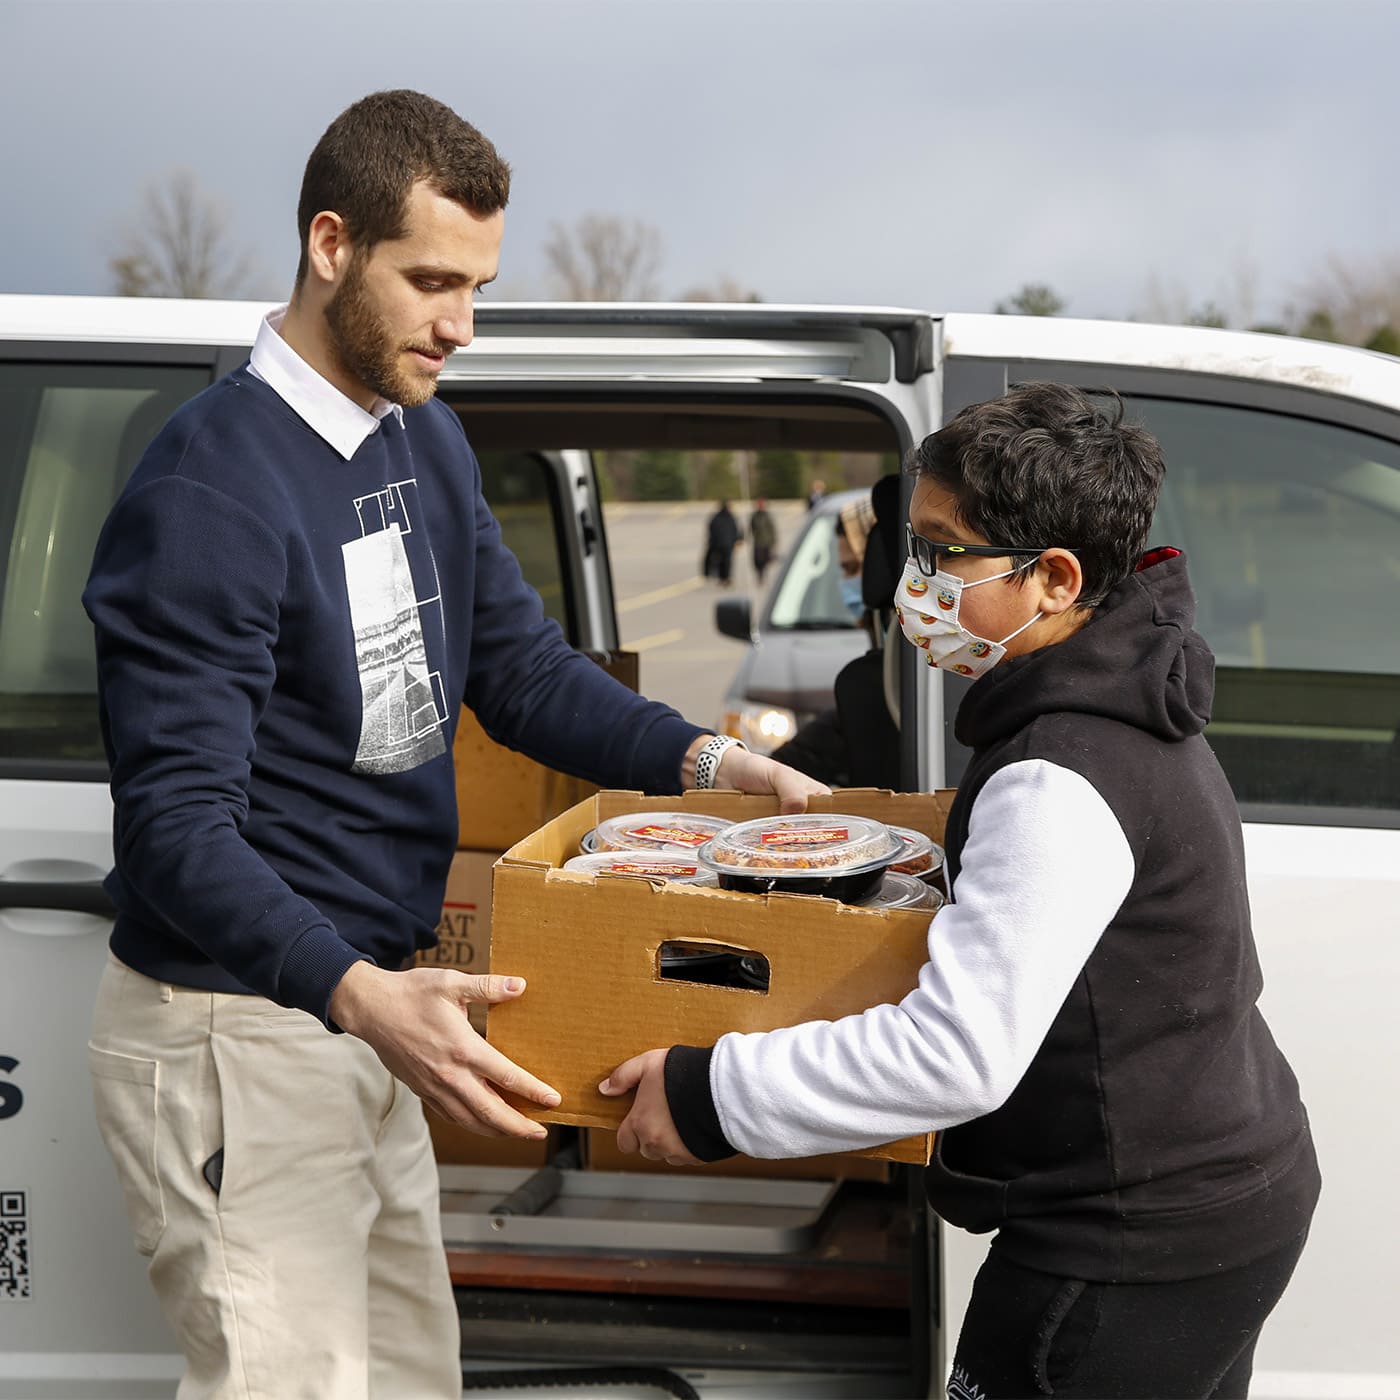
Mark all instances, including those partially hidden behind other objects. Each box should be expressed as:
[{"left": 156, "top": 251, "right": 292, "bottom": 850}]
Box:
[
  {"left": 110, "top": 169, "right": 261, "bottom": 298},
  {"left": 1133, "top": 256, "right": 1261, "bottom": 328},
  {"left": 1133, "top": 272, "right": 1193, "bottom": 326},
  {"left": 679, "top": 276, "right": 762, "bottom": 303},
  {"left": 1290, "top": 252, "right": 1400, "bottom": 347},
  {"left": 542, "top": 214, "right": 664, "bottom": 300}
]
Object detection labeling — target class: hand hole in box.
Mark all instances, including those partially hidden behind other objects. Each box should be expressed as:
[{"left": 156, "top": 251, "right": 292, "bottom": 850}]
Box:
[{"left": 657, "top": 941, "right": 769, "bottom": 993}]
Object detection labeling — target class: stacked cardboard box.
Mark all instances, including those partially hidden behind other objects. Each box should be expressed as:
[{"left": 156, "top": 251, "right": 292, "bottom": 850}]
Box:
[{"left": 415, "top": 651, "right": 639, "bottom": 1167}]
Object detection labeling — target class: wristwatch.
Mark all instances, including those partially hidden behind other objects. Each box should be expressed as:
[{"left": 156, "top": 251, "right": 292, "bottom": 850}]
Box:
[{"left": 694, "top": 734, "right": 746, "bottom": 790}]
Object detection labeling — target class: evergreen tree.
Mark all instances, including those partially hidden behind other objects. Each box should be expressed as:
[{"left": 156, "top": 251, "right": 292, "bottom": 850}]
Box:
[
  {"left": 995, "top": 283, "right": 1066, "bottom": 316},
  {"left": 754, "top": 448, "right": 803, "bottom": 500},
  {"left": 1365, "top": 324, "right": 1400, "bottom": 356},
  {"left": 701, "top": 451, "right": 740, "bottom": 501},
  {"left": 631, "top": 449, "right": 691, "bottom": 501},
  {"left": 1298, "top": 309, "right": 1341, "bottom": 343}
]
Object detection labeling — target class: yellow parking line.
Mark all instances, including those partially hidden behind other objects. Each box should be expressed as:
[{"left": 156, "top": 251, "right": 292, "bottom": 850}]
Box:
[
  {"left": 627, "top": 627, "right": 687, "bottom": 653},
  {"left": 617, "top": 576, "right": 705, "bottom": 613}
]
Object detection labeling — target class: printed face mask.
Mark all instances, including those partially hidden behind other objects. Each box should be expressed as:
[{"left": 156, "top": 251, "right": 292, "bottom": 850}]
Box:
[{"left": 894, "top": 557, "right": 1040, "bottom": 679}]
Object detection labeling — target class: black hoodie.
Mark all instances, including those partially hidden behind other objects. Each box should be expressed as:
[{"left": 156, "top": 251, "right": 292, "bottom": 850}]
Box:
[
  {"left": 927, "top": 549, "right": 1319, "bottom": 1281},
  {"left": 667, "top": 552, "right": 1319, "bottom": 1283}
]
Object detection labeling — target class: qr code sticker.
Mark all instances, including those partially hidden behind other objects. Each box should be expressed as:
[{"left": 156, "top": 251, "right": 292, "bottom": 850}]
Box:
[{"left": 0, "top": 1191, "right": 31, "bottom": 1300}]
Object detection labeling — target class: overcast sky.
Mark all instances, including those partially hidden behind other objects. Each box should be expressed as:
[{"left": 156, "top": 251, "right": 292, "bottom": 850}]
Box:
[{"left": 5, "top": 0, "right": 1397, "bottom": 324}]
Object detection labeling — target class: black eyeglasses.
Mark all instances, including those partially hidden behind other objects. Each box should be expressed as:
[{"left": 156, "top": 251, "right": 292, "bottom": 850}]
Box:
[{"left": 905, "top": 524, "right": 1071, "bottom": 578}]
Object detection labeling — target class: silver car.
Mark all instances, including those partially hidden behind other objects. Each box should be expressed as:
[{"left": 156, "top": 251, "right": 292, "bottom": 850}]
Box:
[{"left": 713, "top": 486, "right": 873, "bottom": 754}]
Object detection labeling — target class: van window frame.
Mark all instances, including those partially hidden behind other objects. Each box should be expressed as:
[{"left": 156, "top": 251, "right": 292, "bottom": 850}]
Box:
[
  {"left": 0, "top": 340, "right": 222, "bottom": 783},
  {"left": 469, "top": 446, "right": 582, "bottom": 645},
  {"left": 439, "top": 376, "right": 920, "bottom": 631}
]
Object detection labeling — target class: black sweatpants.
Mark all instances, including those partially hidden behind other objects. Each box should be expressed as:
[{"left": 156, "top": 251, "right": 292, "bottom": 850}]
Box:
[{"left": 948, "top": 1230, "right": 1308, "bottom": 1400}]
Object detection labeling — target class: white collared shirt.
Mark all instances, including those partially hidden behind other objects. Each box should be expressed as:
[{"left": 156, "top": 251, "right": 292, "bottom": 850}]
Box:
[{"left": 247, "top": 305, "right": 405, "bottom": 461}]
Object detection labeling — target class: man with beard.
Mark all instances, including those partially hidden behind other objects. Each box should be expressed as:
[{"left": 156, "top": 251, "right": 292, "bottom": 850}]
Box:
[{"left": 82, "top": 90, "right": 824, "bottom": 1399}]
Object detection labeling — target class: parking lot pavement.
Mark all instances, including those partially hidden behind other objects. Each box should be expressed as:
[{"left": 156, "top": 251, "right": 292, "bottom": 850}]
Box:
[{"left": 602, "top": 500, "right": 806, "bottom": 732}]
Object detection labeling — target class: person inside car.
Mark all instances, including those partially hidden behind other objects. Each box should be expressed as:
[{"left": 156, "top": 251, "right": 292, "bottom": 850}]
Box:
[{"left": 770, "top": 476, "right": 902, "bottom": 788}]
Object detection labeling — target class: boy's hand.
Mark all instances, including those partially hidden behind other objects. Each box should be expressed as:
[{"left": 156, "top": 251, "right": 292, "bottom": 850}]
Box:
[
  {"left": 599, "top": 1048, "right": 701, "bottom": 1165},
  {"left": 330, "top": 962, "right": 560, "bottom": 1139}
]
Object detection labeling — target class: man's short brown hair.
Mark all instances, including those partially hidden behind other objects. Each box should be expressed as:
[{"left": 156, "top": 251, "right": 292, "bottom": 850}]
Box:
[{"left": 295, "top": 89, "right": 511, "bottom": 287}]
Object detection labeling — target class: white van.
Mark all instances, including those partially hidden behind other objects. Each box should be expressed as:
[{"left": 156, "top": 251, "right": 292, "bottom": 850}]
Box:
[{"left": 1, "top": 296, "right": 1396, "bottom": 1400}]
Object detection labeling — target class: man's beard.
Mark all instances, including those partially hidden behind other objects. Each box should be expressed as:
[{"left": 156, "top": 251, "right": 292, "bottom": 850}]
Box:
[{"left": 324, "top": 256, "right": 448, "bottom": 408}]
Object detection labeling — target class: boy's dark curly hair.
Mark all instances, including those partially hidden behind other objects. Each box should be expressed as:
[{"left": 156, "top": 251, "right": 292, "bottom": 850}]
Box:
[{"left": 907, "top": 383, "right": 1166, "bottom": 606}]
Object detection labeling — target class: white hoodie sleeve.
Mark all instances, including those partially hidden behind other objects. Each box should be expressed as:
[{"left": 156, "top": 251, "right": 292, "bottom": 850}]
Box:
[{"left": 706, "top": 759, "right": 1136, "bottom": 1158}]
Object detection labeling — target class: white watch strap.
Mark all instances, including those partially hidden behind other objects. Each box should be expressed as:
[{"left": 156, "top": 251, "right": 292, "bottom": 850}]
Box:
[{"left": 694, "top": 734, "right": 744, "bottom": 790}]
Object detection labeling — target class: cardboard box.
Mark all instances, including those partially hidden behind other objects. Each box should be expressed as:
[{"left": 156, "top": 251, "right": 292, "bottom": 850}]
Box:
[
  {"left": 582, "top": 1127, "right": 891, "bottom": 1183},
  {"left": 412, "top": 853, "right": 561, "bottom": 1166},
  {"left": 455, "top": 651, "right": 640, "bottom": 850},
  {"left": 413, "top": 849, "right": 498, "bottom": 1034},
  {"left": 487, "top": 788, "right": 955, "bottom": 1166}
]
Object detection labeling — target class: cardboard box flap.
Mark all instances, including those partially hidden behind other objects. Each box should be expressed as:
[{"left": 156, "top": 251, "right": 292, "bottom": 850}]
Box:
[{"left": 490, "top": 789, "right": 954, "bottom": 1166}]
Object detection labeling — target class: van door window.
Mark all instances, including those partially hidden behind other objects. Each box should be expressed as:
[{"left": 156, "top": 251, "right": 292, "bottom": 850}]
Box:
[
  {"left": 0, "top": 362, "right": 209, "bottom": 770},
  {"left": 475, "top": 450, "right": 575, "bottom": 644},
  {"left": 1123, "top": 395, "right": 1400, "bottom": 825}
]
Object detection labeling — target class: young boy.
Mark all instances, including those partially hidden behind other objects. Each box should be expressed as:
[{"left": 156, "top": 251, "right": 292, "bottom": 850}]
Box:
[{"left": 603, "top": 383, "right": 1320, "bottom": 1399}]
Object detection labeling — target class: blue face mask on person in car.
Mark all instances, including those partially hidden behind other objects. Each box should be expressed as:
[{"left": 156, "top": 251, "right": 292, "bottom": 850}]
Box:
[{"left": 840, "top": 574, "right": 865, "bottom": 620}]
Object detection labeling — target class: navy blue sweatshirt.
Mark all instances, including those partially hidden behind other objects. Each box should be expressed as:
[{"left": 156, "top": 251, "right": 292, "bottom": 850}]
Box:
[{"left": 84, "top": 367, "right": 703, "bottom": 1023}]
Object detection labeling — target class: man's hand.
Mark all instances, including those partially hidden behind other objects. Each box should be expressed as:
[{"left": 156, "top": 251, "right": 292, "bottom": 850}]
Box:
[
  {"left": 329, "top": 962, "right": 559, "bottom": 1139},
  {"left": 599, "top": 1048, "right": 701, "bottom": 1165},
  {"left": 683, "top": 735, "right": 831, "bottom": 814}
]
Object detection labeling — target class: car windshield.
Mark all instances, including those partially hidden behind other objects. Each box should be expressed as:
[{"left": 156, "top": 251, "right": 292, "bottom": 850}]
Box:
[{"left": 767, "top": 506, "right": 862, "bottom": 631}]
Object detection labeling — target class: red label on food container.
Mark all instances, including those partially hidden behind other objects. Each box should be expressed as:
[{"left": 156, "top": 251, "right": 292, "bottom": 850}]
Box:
[
  {"left": 759, "top": 827, "right": 850, "bottom": 847},
  {"left": 611, "top": 862, "right": 698, "bottom": 876},
  {"left": 625, "top": 825, "right": 710, "bottom": 847}
]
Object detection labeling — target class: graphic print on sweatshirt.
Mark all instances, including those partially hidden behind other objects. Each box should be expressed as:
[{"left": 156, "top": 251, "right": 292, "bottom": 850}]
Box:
[{"left": 342, "top": 479, "right": 449, "bottom": 775}]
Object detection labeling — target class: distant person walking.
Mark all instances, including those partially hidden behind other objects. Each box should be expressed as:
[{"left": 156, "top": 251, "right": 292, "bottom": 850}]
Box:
[
  {"left": 749, "top": 498, "right": 778, "bottom": 584},
  {"left": 807, "top": 478, "right": 827, "bottom": 511},
  {"left": 702, "top": 499, "right": 742, "bottom": 587}
]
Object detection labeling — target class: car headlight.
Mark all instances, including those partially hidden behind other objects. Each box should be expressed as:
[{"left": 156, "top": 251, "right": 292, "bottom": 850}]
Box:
[{"left": 720, "top": 703, "right": 798, "bottom": 755}]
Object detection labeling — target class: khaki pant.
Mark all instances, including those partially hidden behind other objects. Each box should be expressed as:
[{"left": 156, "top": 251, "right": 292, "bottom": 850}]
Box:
[{"left": 88, "top": 955, "right": 461, "bottom": 1400}]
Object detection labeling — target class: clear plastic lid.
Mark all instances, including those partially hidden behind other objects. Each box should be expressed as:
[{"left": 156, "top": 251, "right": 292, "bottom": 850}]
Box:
[
  {"left": 856, "top": 870, "right": 946, "bottom": 912},
  {"left": 562, "top": 851, "right": 718, "bottom": 885},
  {"left": 697, "top": 813, "right": 903, "bottom": 877},
  {"left": 887, "top": 825, "right": 946, "bottom": 879},
  {"left": 590, "top": 811, "right": 734, "bottom": 854}
]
